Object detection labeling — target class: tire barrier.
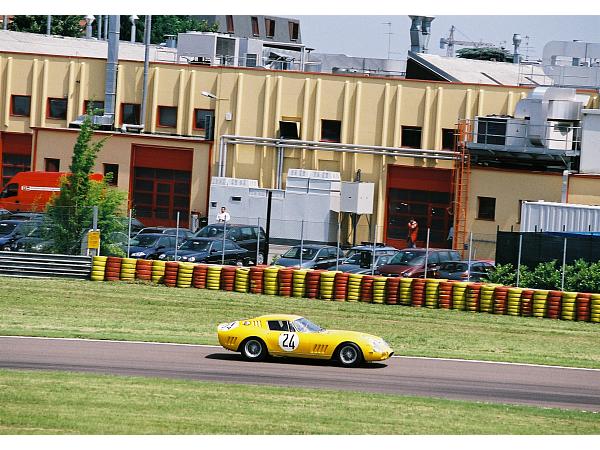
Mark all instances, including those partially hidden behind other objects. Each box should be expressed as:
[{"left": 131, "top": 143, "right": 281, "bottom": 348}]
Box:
[
  {"left": 452, "top": 282, "right": 468, "bottom": 311},
  {"left": 411, "top": 278, "right": 426, "bottom": 307},
  {"left": 177, "top": 262, "right": 194, "bottom": 288},
  {"left": 105, "top": 256, "right": 122, "bottom": 282},
  {"left": 135, "top": 259, "right": 152, "bottom": 281},
  {"left": 305, "top": 270, "right": 323, "bottom": 299},
  {"left": 192, "top": 264, "right": 209, "bottom": 289},
  {"left": 220, "top": 266, "right": 237, "bottom": 292},
  {"left": 163, "top": 262, "right": 179, "bottom": 288},
  {"left": 235, "top": 267, "right": 250, "bottom": 293},
  {"left": 506, "top": 287, "right": 523, "bottom": 316},
  {"left": 425, "top": 279, "right": 443, "bottom": 309},
  {"left": 479, "top": 284, "right": 497, "bottom": 313},
  {"left": 466, "top": 283, "right": 482, "bottom": 312},
  {"left": 372, "top": 276, "right": 387, "bottom": 304},
  {"left": 493, "top": 286, "right": 509, "bottom": 315},
  {"left": 151, "top": 260, "right": 166, "bottom": 284},
  {"left": 576, "top": 293, "right": 591, "bottom": 322},
  {"left": 277, "top": 268, "right": 294, "bottom": 297},
  {"left": 292, "top": 269, "right": 308, "bottom": 298},
  {"left": 360, "top": 275, "right": 374, "bottom": 303},
  {"left": 591, "top": 294, "right": 600, "bottom": 323},
  {"left": 91, "top": 256, "right": 107, "bottom": 281},
  {"left": 520, "top": 289, "right": 535, "bottom": 317},
  {"left": 385, "top": 277, "right": 401, "bottom": 305},
  {"left": 438, "top": 281, "right": 454, "bottom": 309},
  {"left": 89, "top": 256, "right": 600, "bottom": 325},
  {"left": 263, "top": 266, "right": 280, "bottom": 296},
  {"left": 346, "top": 274, "right": 362, "bottom": 302},
  {"left": 334, "top": 272, "right": 350, "bottom": 302},
  {"left": 532, "top": 290, "right": 549, "bottom": 318},
  {"left": 398, "top": 278, "right": 413, "bottom": 306},
  {"left": 547, "top": 290, "right": 563, "bottom": 320},
  {"left": 249, "top": 266, "right": 266, "bottom": 294},
  {"left": 561, "top": 292, "right": 577, "bottom": 321},
  {"left": 206, "top": 265, "right": 222, "bottom": 290}
]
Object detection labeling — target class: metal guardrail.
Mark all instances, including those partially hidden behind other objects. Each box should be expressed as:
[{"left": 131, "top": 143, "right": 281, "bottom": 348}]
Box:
[{"left": 0, "top": 252, "right": 92, "bottom": 279}]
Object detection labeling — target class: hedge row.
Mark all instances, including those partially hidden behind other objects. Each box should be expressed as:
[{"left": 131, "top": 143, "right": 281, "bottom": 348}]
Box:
[{"left": 91, "top": 256, "right": 600, "bottom": 324}]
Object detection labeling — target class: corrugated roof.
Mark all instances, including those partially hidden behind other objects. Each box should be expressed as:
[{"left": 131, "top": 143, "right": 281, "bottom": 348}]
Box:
[
  {"left": 0, "top": 29, "right": 177, "bottom": 62},
  {"left": 409, "top": 52, "right": 550, "bottom": 86}
]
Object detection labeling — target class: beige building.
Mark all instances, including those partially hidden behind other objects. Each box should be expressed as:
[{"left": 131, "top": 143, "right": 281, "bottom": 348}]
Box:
[{"left": 1, "top": 30, "right": 600, "bottom": 256}]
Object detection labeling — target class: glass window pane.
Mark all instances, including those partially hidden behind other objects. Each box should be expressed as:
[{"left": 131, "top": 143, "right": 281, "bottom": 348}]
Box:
[
  {"left": 48, "top": 98, "right": 67, "bottom": 119},
  {"left": 158, "top": 106, "right": 177, "bottom": 127},
  {"left": 12, "top": 96, "right": 31, "bottom": 116}
]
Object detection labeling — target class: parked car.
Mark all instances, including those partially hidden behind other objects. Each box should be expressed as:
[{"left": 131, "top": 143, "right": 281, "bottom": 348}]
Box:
[
  {"left": 115, "top": 217, "right": 145, "bottom": 237},
  {"left": 195, "top": 223, "right": 267, "bottom": 265},
  {"left": 136, "top": 227, "right": 194, "bottom": 242},
  {"left": 377, "top": 248, "right": 462, "bottom": 278},
  {"left": 8, "top": 212, "right": 45, "bottom": 222},
  {"left": 158, "top": 237, "right": 250, "bottom": 265},
  {"left": 0, "top": 220, "right": 41, "bottom": 251},
  {"left": 10, "top": 224, "right": 54, "bottom": 253},
  {"left": 0, "top": 208, "right": 11, "bottom": 220},
  {"left": 275, "top": 244, "right": 345, "bottom": 269},
  {"left": 125, "top": 233, "right": 180, "bottom": 259},
  {"left": 436, "top": 260, "right": 495, "bottom": 281},
  {"left": 331, "top": 244, "right": 398, "bottom": 274}
]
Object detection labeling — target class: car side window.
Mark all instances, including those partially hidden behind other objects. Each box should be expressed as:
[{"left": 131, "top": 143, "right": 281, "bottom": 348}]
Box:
[
  {"left": 240, "top": 227, "right": 255, "bottom": 240},
  {"left": 228, "top": 228, "right": 241, "bottom": 241},
  {"left": 428, "top": 253, "right": 440, "bottom": 264},
  {"left": 224, "top": 241, "right": 237, "bottom": 250},
  {"left": 157, "top": 237, "right": 169, "bottom": 246},
  {"left": 212, "top": 240, "right": 223, "bottom": 252},
  {"left": 267, "top": 320, "right": 289, "bottom": 331},
  {"left": 437, "top": 251, "right": 449, "bottom": 262},
  {"left": 450, "top": 251, "right": 461, "bottom": 261}
]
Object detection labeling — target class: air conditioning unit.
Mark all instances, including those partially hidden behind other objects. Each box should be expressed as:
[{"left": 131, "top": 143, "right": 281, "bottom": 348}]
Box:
[{"left": 474, "top": 116, "right": 509, "bottom": 145}]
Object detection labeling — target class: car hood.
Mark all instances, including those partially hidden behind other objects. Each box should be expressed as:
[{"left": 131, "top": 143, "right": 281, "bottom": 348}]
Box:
[
  {"left": 329, "top": 264, "right": 363, "bottom": 273},
  {"left": 127, "top": 245, "right": 155, "bottom": 254},
  {"left": 320, "top": 329, "right": 388, "bottom": 344},
  {"left": 162, "top": 249, "right": 208, "bottom": 258},
  {"left": 275, "top": 257, "right": 312, "bottom": 267},
  {"left": 377, "top": 264, "right": 416, "bottom": 274}
]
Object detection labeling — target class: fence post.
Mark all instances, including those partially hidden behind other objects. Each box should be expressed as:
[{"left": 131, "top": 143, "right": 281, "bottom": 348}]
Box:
[
  {"left": 175, "top": 211, "right": 180, "bottom": 261},
  {"left": 336, "top": 212, "right": 341, "bottom": 272},
  {"left": 127, "top": 208, "right": 132, "bottom": 258},
  {"left": 299, "top": 219, "right": 304, "bottom": 267},
  {"left": 516, "top": 232, "right": 523, "bottom": 287},
  {"left": 256, "top": 217, "right": 261, "bottom": 265},
  {"left": 561, "top": 236, "right": 567, "bottom": 291},
  {"left": 467, "top": 231, "right": 473, "bottom": 282},
  {"left": 371, "top": 225, "right": 377, "bottom": 276},
  {"left": 424, "top": 228, "right": 431, "bottom": 279},
  {"left": 221, "top": 219, "right": 227, "bottom": 265}
]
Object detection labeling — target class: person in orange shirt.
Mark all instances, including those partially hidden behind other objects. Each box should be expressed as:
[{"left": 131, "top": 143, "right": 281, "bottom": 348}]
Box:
[{"left": 407, "top": 218, "right": 419, "bottom": 248}]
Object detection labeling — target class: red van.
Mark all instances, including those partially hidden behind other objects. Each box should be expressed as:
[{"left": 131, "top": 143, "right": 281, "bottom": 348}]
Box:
[{"left": 0, "top": 171, "right": 103, "bottom": 212}]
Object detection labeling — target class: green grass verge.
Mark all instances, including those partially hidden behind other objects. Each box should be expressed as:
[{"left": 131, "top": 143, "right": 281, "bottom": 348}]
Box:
[
  {"left": 1, "top": 277, "right": 600, "bottom": 368},
  {"left": 1, "top": 368, "right": 599, "bottom": 434}
]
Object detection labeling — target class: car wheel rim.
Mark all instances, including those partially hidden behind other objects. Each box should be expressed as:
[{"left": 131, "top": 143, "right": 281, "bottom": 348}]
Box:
[
  {"left": 245, "top": 340, "right": 262, "bottom": 358},
  {"left": 340, "top": 346, "right": 357, "bottom": 364}
]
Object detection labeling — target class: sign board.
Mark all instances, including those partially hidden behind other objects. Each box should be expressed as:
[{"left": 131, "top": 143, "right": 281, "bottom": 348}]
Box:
[{"left": 87, "top": 230, "right": 101, "bottom": 249}]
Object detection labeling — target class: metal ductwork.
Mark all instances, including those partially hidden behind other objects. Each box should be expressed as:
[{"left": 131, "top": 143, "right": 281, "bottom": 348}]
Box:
[
  {"left": 512, "top": 33, "right": 521, "bottom": 64},
  {"left": 103, "top": 15, "right": 120, "bottom": 127},
  {"left": 409, "top": 15, "right": 435, "bottom": 54}
]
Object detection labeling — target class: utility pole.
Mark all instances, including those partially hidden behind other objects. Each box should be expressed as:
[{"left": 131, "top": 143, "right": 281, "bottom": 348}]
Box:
[{"left": 382, "top": 22, "right": 393, "bottom": 60}]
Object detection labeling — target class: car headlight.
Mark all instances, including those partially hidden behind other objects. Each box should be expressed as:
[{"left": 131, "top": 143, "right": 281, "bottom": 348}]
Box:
[
  {"left": 158, "top": 254, "right": 166, "bottom": 260},
  {"left": 131, "top": 251, "right": 146, "bottom": 257},
  {"left": 368, "top": 338, "right": 387, "bottom": 353},
  {"left": 31, "top": 243, "right": 44, "bottom": 251},
  {"left": 187, "top": 256, "right": 196, "bottom": 262}
]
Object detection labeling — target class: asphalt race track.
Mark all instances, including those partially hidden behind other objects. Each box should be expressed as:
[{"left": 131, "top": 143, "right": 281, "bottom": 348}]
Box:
[{"left": 1, "top": 336, "right": 599, "bottom": 411}]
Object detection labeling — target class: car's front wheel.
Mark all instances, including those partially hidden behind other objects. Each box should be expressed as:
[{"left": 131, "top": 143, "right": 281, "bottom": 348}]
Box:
[
  {"left": 240, "top": 337, "right": 267, "bottom": 362},
  {"left": 336, "top": 342, "right": 363, "bottom": 367}
]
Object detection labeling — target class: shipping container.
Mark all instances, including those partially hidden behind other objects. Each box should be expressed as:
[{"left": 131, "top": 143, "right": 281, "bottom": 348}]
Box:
[{"left": 520, "top": 201, "right": 600, "bottom": 233}]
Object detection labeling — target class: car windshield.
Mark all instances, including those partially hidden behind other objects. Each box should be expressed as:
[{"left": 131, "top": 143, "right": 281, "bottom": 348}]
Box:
[
  {"left": 388, "top": 250, "right": 424, "bottom": 265},
  {"left": 292, "top": 317, "right": 324, "bottom": 333},
  {"left": 0, "top": 222, "right": 17, "bottom": 236},
  {"left": 130, "top": 235, "right": 160, "bottom": 247},
  {"left": 196, "top": 226, "right": 223, "bottom": 238},
  {"left": 179, "top": 240, "right": 211, "bottom": 251},
  {"left": 282, "top": 247, "right": 318, "bottom": 259},
  {"left": 344, "top": 253, "right": 362, "bottom": 264}
]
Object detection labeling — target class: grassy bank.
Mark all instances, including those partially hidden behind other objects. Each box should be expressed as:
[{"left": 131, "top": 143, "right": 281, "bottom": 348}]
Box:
[
  {"left": 1, "top": 369, "right": 599, "bottom": 434},
  {"left": 1, "top": 277, "right": 599, "bottom": 367}
]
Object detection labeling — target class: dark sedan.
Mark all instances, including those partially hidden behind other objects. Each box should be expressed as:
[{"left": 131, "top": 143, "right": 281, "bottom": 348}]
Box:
[
  {"left": 377, "top": 248, "right": 462, "bottom": 278},
  {"left": 275, "top": 244, "right": 345, "bottom": 269},
  {"left": 330, "top": 245, "right": 398, "bottom": 273},
  {"left": 126, "top": 233, "right": 179, "bottom": 259},
  {"left": 0, "top": 220, "right": 40, "bottom": 251},
  {"left": 436, "top": 260, "right": 495, "bottom": 281},
  {"left": 158, "top": 237, "right": 250, "bottom": 265}
]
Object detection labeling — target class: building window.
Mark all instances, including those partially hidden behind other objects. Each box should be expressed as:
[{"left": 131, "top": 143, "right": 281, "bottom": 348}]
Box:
[
  {"left": 47, "top": 98, "right": 68, "bottom": 120},
  {"left": 321, "top": 119, "right": 341, "bottom": 143},
  {"left": 280, "top": 120, "right": 300, "bottom": 139},
  {"left": 441, "top": 128, "right": 456, "bottom": 150},
  {"left": 226, "top": 15, "right": 234, "bottom": 33},
  {"left": 401, "top": 126, "right": 422, "bottom": 148},
  {"left": 11, "top": 95, "right": 31, "bottom": 117},
  {"left": 84, "top": 100, "right": 104, "bottom": 115},
  {"left": 251, "top": 17, "right": 259, "bottom": 36},
  {"left": 44, "top": 158, "right": 60, "bottom": 172},
  {"left": 122, "top": 103, "right": 141, "bottom": 125},
  {"left": 265, "top": 18, "right": 275, "bottom": 38},
  {"left": 477, "top": 196, "right": 496, "bottom": 221},
  {"left": 158, "top": 106, "right": 177, "bottom": 128},
  {"left": 193, "top": 109, "right": 215, "bottom": 140},
  {"left": 289, "top": 21, "right": 299, "bottom": 41},
  {"left": 103, "top": 163, "right": 119, "bottom": 186}
]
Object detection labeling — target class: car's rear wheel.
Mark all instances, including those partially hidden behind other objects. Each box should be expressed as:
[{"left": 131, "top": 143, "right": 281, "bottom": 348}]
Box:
[
  {"left": 336, "top": 342, "right": 363, "bottom": 367},
  {"left": 240, "top": 337, "right": 267, "bottom": 362}
]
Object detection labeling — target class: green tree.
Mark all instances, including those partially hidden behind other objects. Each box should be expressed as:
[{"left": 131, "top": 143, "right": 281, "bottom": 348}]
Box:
[
  {"left": 10, "top": 15, "right": 83, "bottom": 37},
  {"left": 456, "top": 47, "right": 513, "bottom": 62},
  {"left": 119, "top": 15, "right": 218, "bottom": 44},
  {"left": 45, "top": 114, "right": 127, "bottom": 255}
]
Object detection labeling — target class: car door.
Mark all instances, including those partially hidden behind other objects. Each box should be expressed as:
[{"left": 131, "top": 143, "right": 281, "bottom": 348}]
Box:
[
  {"left": 224, "top": 240, "right": 244, "bottom": 264},
  {"left": 264, "top": 320, "right": 302, "bottom": 357},
  {"left": 207, "top": 240, "right": 222, "bottom": 263}
]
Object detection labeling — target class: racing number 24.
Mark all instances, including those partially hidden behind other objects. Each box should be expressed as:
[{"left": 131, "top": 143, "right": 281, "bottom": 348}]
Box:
[{"left": 281, "top": 333, "right": 297, "bottom": 350}]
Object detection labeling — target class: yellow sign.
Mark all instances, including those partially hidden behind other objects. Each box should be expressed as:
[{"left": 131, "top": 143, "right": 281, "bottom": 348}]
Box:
[{"left": 87, "top": 230, "right": 101, "bottom": 249}]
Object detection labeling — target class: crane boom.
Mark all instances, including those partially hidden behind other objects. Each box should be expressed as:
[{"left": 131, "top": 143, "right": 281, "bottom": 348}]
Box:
[{"left": 439, "top": 25, "right": 497, "bottom": 57}]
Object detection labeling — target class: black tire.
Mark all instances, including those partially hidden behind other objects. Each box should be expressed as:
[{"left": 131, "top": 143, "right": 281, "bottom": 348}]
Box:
[
  {"left": 240, "top": 337, "right": 267, "bottom": 362},
  {"left": 336, "top": 342, "right": 363, "bottom": 367}
]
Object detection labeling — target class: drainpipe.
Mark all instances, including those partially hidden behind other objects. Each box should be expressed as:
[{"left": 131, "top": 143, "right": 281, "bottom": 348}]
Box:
[
  {"left": 3, "top": 16, "right": 8, "bottom": 30},
  {"left": 104, "top": 15, "right": 120, "bottom": 126},
  {"left": 140, "top": 15, "right": 151, "bottom": 132},
  {"left": 561, "top": 169, "right": 570, "bottom": 203},
  {"left": 97, "top": 15, "right": 102, "bottom": 39},
  {"left": 104, "top": 15, "right": 109, "bottom": 41}
]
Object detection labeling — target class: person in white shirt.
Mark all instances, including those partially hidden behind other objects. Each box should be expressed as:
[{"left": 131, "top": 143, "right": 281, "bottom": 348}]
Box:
[{"left": 216, "top": 206, "right": 231, "bottom": 223}]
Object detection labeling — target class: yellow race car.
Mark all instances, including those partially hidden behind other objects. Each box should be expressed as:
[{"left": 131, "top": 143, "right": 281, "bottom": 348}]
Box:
[{"left": 217, "top": 314, "right": 393, "bottom": 367}]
